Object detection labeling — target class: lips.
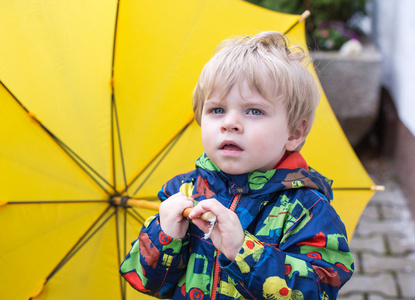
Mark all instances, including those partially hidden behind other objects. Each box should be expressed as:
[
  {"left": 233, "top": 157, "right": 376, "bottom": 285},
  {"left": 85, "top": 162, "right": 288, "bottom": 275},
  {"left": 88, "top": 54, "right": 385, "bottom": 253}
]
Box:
[
  {"left": 219, "top": 141, "right": 243, "bottom": 152},
  {"left": 222, "top": 144, "right": 242, "bottom": 151}
]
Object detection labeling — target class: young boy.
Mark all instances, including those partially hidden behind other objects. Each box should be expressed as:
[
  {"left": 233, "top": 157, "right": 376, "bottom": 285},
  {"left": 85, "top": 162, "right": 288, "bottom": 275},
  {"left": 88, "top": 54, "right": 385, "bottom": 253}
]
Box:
[{"left": 120, "top": 31, "right": 353, "bottom": 299}]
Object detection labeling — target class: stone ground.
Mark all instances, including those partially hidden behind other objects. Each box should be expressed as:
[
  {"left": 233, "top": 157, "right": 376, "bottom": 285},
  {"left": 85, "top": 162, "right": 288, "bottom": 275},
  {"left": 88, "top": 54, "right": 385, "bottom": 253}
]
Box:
[{"left": 338, "top": 157, "right": 415, "bottom": 299}]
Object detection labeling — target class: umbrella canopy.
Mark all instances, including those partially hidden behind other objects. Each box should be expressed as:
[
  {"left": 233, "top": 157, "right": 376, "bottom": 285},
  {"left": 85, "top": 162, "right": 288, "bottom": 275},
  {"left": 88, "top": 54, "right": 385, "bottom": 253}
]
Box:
[{"left": 0, "top": 0, "right": 378, "bottom": 299}]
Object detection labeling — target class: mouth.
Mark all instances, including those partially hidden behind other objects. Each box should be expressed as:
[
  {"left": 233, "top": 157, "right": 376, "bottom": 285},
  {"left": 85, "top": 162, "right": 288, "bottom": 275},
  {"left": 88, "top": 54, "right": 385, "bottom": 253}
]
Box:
[{"left": 219, "top": 141, "right": 243, "bottom": 152}]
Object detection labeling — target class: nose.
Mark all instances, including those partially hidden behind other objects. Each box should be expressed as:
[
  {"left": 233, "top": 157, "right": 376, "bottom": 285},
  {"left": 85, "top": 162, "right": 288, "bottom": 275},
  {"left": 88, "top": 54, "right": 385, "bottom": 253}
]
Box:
[{"left": 220, "top": 111, "right": 243, "bottom": 133}]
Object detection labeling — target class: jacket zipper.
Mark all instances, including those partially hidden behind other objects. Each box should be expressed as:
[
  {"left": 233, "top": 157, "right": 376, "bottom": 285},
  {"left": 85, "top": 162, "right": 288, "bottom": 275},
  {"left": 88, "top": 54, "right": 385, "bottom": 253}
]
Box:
[{"left": 211, "top": 193, "right": 241, "bottom": 300}]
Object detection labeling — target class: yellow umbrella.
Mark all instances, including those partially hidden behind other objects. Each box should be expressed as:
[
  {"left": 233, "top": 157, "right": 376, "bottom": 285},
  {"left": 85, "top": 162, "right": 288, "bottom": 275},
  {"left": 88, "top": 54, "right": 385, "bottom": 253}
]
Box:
[{"left": 0, "top": 0, "right": 379, "bottom": 299}]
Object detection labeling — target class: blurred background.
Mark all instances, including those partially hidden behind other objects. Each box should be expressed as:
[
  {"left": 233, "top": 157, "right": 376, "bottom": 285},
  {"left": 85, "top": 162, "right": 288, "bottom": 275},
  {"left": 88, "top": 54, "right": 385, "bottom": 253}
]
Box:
[{"left": 246, "top": 0, "right": 415, "bottom": 298}]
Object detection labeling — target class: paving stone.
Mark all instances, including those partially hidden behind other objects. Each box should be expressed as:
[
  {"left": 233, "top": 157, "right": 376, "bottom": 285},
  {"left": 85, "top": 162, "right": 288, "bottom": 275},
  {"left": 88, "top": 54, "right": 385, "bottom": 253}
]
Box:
[
  {"left": 369, "top": 187, "right": 407, "bottom": 206},
  {"left": 354, "top": 218, "right": 407, "bottom": 236},
  {"left": 361, "top": 252, "right": 415, "bottom": 273},
  {"left": 360, "top": 204, "right": 381, "bottom": 220},
  {"left": 387, "top": 235, "right": 415, "bottom": 255},
  {"left": 379, "top": 203, "right": 408, "bottom": 220},
  {"left": 368, "top": 295, "right": 391, "bottom": 300},
  {"left": 339, "top": 273, "right": 398, "bottom": 298},
  {"left": 397, "top": 271, "right": 415, "bottom": 298},
  {"left": 337, "top": 293, "right": 365, "bottom": 300},
  {"left": 352, "top": 252, "right": 363, "bottom": 274},
  {"left": 350, "top": 235, "right": 386, "bottom": 254},
  {"left": 380, "top": 203, "right": 415, "bottom": 224}
]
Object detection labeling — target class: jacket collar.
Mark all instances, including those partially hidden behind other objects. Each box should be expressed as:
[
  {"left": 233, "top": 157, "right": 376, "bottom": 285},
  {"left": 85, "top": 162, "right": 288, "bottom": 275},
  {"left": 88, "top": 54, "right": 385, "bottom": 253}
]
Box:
[{"left": 195, "top": 152, "right": 332, "bottom": 200}]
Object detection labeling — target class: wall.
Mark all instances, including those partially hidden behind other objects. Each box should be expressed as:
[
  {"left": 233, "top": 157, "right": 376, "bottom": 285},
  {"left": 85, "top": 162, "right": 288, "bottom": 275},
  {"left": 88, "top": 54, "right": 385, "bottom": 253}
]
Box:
[
  {"left": 373, "top": 0, "right": 415, "bottom": 136},
  {"left": 372, "top": 0, "right": 415, "bottom": 215}
]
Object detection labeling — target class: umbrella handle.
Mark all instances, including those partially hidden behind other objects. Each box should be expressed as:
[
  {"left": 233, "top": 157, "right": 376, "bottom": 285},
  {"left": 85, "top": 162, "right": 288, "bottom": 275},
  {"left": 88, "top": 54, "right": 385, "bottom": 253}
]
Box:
[
  {"left": 183, "top": 207, "right": 216, "bottom": 221},
  {"left": 112, "top": 197, "right": 216, "bottom": 221}
]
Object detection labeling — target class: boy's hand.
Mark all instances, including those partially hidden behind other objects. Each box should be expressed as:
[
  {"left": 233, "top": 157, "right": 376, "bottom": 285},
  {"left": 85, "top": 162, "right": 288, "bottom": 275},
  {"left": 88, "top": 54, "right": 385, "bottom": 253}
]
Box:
[
  {"left": 159, "top": 192, "right": 194, "bottom": 239},
  {"left": 188, "top": 199, "right": 244, "bottom": 261}
]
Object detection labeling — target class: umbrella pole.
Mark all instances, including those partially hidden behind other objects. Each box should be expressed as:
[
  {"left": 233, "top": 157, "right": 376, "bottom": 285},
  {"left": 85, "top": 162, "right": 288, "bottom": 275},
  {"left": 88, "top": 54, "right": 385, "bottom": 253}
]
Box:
[{"left": 111, "top": 197, "right": 215, "bottom": 221}]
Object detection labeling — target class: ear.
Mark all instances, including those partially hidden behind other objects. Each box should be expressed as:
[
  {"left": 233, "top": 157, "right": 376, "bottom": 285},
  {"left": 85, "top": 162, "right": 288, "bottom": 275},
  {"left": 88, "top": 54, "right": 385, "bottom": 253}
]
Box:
[{"left": 285, "top": 119, "right": 307, "bottom": 151}]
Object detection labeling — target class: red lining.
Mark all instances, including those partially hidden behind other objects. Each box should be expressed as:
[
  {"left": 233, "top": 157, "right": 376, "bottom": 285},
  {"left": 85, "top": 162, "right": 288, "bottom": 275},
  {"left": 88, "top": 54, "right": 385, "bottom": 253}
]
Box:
[{"left": 277, "top": 152, "right": 308, "bottom": 171}]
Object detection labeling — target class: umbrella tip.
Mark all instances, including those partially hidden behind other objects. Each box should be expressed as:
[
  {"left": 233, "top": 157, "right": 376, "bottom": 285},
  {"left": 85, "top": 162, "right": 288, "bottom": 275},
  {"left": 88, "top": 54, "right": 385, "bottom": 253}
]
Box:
[
  {"left": 299, "top": 10, "right": 310, "bottom": 22},
  {"left": 371, "top": 185, "right": 386, "bottom": 192}
]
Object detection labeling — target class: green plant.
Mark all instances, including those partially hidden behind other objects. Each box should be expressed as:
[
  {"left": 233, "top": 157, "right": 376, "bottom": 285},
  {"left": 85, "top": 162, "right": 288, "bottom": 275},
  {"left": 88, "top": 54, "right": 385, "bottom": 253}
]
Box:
[{"left": 245, "top": 0, "right": 369, "bottom": 50}]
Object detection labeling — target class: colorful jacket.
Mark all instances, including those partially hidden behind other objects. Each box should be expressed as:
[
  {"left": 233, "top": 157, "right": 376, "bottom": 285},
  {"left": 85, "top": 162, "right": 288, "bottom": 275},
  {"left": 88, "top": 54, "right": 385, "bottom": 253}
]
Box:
[{"left": 120, "top": 152, "right": 354, "bottom": 299}]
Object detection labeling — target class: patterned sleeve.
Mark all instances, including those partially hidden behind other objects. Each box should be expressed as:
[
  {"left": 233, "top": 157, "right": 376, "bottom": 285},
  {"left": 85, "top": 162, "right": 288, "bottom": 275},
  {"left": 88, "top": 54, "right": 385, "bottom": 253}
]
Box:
[
  {"left": 218, "top": 192, "right": 354, "bottom": 299},
  {"left": 120, "top": 215, "right": 190, "bottom": 298}
]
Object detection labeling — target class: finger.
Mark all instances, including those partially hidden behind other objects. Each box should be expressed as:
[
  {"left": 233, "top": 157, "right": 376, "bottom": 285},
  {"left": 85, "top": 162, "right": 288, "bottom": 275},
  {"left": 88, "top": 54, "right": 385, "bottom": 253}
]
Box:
[
  {"left": 191, "top": 217, "right": 213, "bottom": 233},
  {"left": 187, "top": 201, "right": 209, "bottom": 219},
  {"left": 188, "top": 199, "right": 221, "bottom": 219},
  {"left": 160, "top": 194, "right": 194, "bottom": 220},
  {"left": 195, "top": 201, "right": 241, "bottom": 230},
  {"left": 175, "top": 199, "right": 194, "bottom": 217},
  {"left": 198, "top": 200, "right": 225, "bottom": 218}
]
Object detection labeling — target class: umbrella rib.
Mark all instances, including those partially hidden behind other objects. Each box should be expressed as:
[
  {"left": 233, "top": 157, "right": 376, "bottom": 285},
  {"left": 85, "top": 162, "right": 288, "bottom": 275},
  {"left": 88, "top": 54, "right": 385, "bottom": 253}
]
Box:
[
  {"left": 127, "top": 119, "right": 193, "bottom": 197},
  {"left": 115, "top": 206, "right": 127, "bottom": 300},
  {"left": 128, "top": 207, "right": 147, "bottom": 224},
  {"left": 112, "top": 95, "right": 129, "bottom": 193},
  {"left": 333, "top": 187, "right": 383, "bottom": 191},
  {"left": 123, "top": 208, "right": 127, "bottom": 260},
  {"left": 6, "top": 199, "right": 108, "bottom": 205},
  {"left": 0, "top": 81, "right": 117, "bottom": 196},
  {"left": 111, "top": 96, "right": 117, "bottom": 194},
  {"left": 109, "top": 0, "right": 129, "bottom": 199},
  {"left": 46, "top": 205, "right": 115, "bottom": 283}
]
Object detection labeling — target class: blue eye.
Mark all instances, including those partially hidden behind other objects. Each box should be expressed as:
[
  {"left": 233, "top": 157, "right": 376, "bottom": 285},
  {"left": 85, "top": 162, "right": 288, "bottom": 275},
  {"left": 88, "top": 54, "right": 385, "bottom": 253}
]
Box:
[
  {"left": 248, "top": 109, "right": 263, "bottom": 115},
  {"left": 212, "top": 108, "right": 225, "bottom": 114}
]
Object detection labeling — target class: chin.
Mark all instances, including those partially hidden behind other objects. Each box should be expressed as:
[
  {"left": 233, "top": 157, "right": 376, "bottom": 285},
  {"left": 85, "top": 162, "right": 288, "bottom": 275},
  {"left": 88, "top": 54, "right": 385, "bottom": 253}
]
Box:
[
  {"left": 218, "top": 165, "right": 250, "bottom": 175},
  {"left": 209, "top": 156, "right": 252, "bottom": 175}
]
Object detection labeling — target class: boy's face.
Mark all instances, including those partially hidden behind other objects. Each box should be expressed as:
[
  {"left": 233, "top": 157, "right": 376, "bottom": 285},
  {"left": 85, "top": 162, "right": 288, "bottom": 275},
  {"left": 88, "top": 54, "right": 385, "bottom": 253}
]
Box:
[{"left": 201, "top": 80, "right": 302, "bottom": 175}]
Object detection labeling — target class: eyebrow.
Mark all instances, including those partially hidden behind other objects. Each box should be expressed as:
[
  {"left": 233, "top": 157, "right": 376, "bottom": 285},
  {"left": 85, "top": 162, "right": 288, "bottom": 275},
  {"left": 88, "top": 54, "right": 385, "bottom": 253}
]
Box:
[{"left": 239, "top": 96, "right": 275, "bottom": 109}]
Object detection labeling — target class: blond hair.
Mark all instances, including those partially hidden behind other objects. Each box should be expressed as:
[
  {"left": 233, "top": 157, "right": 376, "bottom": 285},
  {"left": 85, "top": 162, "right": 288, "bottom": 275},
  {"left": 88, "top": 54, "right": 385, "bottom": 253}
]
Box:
[{"left": 192, "top": 31, "right": 320, "bottom": 150}]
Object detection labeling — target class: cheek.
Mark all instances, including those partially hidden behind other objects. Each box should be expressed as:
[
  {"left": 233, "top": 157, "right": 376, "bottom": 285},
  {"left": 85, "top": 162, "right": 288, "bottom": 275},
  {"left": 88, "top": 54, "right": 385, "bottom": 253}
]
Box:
[
  {"left": 201, "top": 121, "right": 213, "bottom": 147},
  {"left": 251, "top": 128, "right": 288, "bottom": 151},
  {"left": 201, "top": 116, "right": 218, "bottom": 134}
]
